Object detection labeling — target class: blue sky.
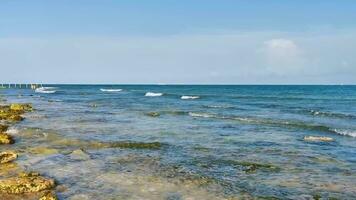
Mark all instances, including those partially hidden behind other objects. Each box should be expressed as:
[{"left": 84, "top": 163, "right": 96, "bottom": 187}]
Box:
[{"left": 0, "top": 0, "right": 355, "bottom": 84}]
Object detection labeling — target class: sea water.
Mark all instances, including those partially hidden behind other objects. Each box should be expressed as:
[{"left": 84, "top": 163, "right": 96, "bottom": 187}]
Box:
[{"left": 1, "top": 85, "right": 355, "bottom": 199}]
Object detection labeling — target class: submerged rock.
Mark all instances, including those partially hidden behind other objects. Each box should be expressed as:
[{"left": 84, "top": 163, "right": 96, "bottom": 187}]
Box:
[
  {"left": 69, "top": 149, "right": 91, "bottom": 160},
  {"left": 0, "top": 172, "right": 55, "bottom": 194},
  {"left": 0, "top": 152, "right": 17, "bottom": 164},
  {"left": 0, "top": 133, "right": 14, "bottom": 144},
  {"left": 304, "top": 136, "right": 334, "bottom": 142},
  {"left": 235, "top": 161, "right": 280, "bottom": 173},
  {"left": 28, "top": 147, "right": 59, "bottom": 156},
  {"left": 145, "top": 112, "right": 160, "bottom": 117},
  {"left": 108, "top": 141, "right": 162, "bottom": 149},
  {"left": 53, "top": 138, "right": 163, "bottom": 150}
]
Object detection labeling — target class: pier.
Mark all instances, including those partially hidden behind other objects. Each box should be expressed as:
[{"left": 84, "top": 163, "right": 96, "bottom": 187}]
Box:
[{"left": 0, "top": 84, "right": 43, "bottom": 90}]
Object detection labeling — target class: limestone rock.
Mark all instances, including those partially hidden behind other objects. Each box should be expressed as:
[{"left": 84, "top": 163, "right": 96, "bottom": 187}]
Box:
[
  {"left": 0, "top": 172, "right": 55, "bottom": 194},
  {"left": 39, "top": 191, "right": 57, "bottom": 200},
  {"left": 0, "top": 133, "right": 14, "bottom": 144},
  {"left": 0, "top": 151, "right": 17, "bottom": 164}
]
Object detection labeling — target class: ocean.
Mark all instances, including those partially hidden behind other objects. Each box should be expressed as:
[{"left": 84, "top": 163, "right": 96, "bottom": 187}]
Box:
[{"left": 1, "top": 85, "right": 356, "bottom": 199}]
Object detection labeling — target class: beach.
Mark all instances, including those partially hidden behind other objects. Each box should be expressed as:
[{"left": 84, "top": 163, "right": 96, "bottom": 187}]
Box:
[{"left": 0, "top": 85, "right": 356, "bottom": 199}]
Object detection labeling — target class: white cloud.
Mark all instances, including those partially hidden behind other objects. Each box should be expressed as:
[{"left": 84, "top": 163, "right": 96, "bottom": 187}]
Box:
[
  {"left": 261, "top": 38, "right": 304, "bottom": 75},
  {"left": 0, "top": 30, "right": 356, "bottom": 84}
]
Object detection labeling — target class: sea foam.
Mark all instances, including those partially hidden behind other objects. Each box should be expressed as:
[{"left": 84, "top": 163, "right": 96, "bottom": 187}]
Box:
[
  {"left": 145, "top": 92, "right": 163, "bottom": 97},
  {"left": 181, "top": 96, "right": 200, "bottom": 100},
  {"left": 100, "top": 89, "right": 123, "bottom": 92},
  {"left": 333, "top": 129, "right": 356, "bottom": 137},
  {"left": 35, "top": 87, "right": 56, "bottom": 94}
]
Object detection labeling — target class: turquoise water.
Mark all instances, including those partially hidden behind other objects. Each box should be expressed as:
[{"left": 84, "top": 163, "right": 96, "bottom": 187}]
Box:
[{"left": 1, "top": 85, "right": 356, "bottom": 199}]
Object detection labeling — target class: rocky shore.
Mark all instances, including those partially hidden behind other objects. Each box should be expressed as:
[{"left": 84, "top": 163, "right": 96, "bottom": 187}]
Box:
[{"left": 0, "top": 103, "right": 57, "bottom": 200}]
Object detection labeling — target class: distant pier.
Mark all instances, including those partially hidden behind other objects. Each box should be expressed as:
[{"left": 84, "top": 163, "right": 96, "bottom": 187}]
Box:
[{"left": 0, "top": 84, "right": 43, "bottom": 90}]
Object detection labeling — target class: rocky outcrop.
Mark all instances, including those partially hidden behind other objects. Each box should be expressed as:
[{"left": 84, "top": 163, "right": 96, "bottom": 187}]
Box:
[
  {"left": 0, "top": 152, "right": 17, "bottom": 164},
  {"left": 0, "top": 133, "right": 14, "bottom": 144},
  {"left": 0, "top": 172, "right": 55, "bottom": 194}
]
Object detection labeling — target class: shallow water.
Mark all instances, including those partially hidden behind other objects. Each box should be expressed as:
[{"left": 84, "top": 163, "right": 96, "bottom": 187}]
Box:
[{"left": 1, "top": 85, "right": 356, "bottom": 199}]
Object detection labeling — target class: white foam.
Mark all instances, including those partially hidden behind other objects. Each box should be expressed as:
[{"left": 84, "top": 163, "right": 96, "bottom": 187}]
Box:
[
  {"left": 35, "top": 87, "right": 56, "bottom": 94},
  {"left": 181, "top": 96, "right": 200, "bottom": 100},
  {"left": 100, "top": 88, "right": 123, "bottom": 92},
  {"left": 6, "top": 127, "right": 19, "bottom": 135},
  {"left": 188, "top": 112, "right": 214, "bottom": 118},
  {"left": 334, "top": 129, "right": 356, "bottom": 137},
  {"left": 145, "top": 92, "right": 163, "bottom": 97}
]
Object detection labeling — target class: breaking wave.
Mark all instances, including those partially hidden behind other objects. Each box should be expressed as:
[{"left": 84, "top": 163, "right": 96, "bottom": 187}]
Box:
[
  {"left": 35, "top": 87, "right": 56, "bottom": 94},
  {"left": 188, "top": 112, "right": 350, "bottom": 135},
  {"left": 100, "top": 88, "right": 123, "bottom": 92},
  {"left": 181, "top": 96, "right": 200, "bottom": 100},
  {"left": 145, "top": 92, "right": 163, "bottom": 97}
]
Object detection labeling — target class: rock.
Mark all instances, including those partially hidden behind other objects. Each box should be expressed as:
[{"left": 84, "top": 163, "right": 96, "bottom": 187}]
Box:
[
  {"left": 0, "top": 172, "right": 55, "bottom": 194},
  {"left": 145, "top": 112, "right": 160, "bottom": 117},
  {"left": 304, "top": 136, "right": 334, "bottom": 142},
  {"left": 28, "top": 147, "right": 59, "bottom": 155},
  {"left": 108, "top": 141, "right": 162, "bottom": 149},
  {"left": 39, "top": 191, "right": 57, "bottom": 200},
  {"left": 9, "top": 103, "right": 33, "bottom": 112},
  {"left": 0, "top": 152, "right": 17, "bottom": 164},
  {"left": 0, "top": 133, "right": 14, "bottom": 144},
  {"left": 0, "top": 124, "right": 8, "bottom": 132},
  {"left": 69, "top": 149, "right": 91, "bottom": 160},
  {"left": 234, "top": 161, "right": 280, "bottom": 173},
  {"left": 0, "top": 112, "right": 24, "bottom": 122}
]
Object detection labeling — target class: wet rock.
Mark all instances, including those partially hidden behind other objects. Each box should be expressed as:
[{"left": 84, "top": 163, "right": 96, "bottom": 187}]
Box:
[
  {"left": 0, "top": 133, "right": 14, "bottom": 144},
  {"left": 0, "top": 124, "right": 8, "bottom": 132},
  {"left": 0, "top": 172, "right": 55, "bottom": 194},
  {"left": 0, "top": 112, "right": 24, "bottom": 122},
  {"left": 9, "top": 103, "right": 33, "bottom": 113},
  {"left": 0, "top": 104, "right": 32, "bottom": 122},
  {"left": 108, "top": 141, "right": 162, "bottom": 149},
  {"left": 39, "top": 191, "right": 57, "bottom": 200},
  {"left": 28, "top": 147, "right": 59, "bottom": 155},
  {"left": 145, "top": 112, "right": 160, "bottom": 117},
  {"left": 0, "top": 151, "right": 17, "bottom": 164},
  {"left": 236, "top": 161, "right": 280, "bottom": 173},
  {"left": 69, "top": 149, "right": 91, "bottom": 160},
  {"left": 53, "top": 138, "right": 162, "bottom": 150},
  {"left": 304, "top": 136, "right": 334, "bottom": 142}
]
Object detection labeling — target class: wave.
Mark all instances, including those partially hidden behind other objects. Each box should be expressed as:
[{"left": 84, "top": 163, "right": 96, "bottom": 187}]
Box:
[
  {"left": 145, "top": 92, "right": 163, "bottom": 97},
  {"left": 187, "top": 112, "right": 347, "bottom": 135},
  {"left": 203, "top": 105, "right": 235, "bottom": 109},
  {"left": 308, "top": 110, "right": 356, "bottom": 119},
  {"left": 181, "top": 96, "right": 200, "bottom": 100},
  {"left": 100, "top": 88, "right": 123, "bottom": 92},
  {"left": 188, "top": 112, "right": 214, "bottom": 118},
  {"left": 35, "top": 87, "right": 56, "bottom": 94},
  {"left": 333, "top": 129, "right": 356, "bottom": 137}
]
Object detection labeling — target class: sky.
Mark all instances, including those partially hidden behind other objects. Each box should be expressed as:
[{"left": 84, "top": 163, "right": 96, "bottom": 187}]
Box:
[{"left": 0, "top": 0, "right": 356, "bottom": 84}]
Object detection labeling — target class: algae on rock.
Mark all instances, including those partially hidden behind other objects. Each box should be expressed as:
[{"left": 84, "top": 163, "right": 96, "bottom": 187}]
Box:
[
  {"left": 0, "top": 133, "right": 14, "bottom": 144},
  {"left": 0, "top": 172, "right": 55, "bottom": 194}
]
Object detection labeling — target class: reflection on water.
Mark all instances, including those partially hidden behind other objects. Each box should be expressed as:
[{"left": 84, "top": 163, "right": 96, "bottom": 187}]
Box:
[{"left": 1, "top": 85, "right": 356, "bottom": 199}]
